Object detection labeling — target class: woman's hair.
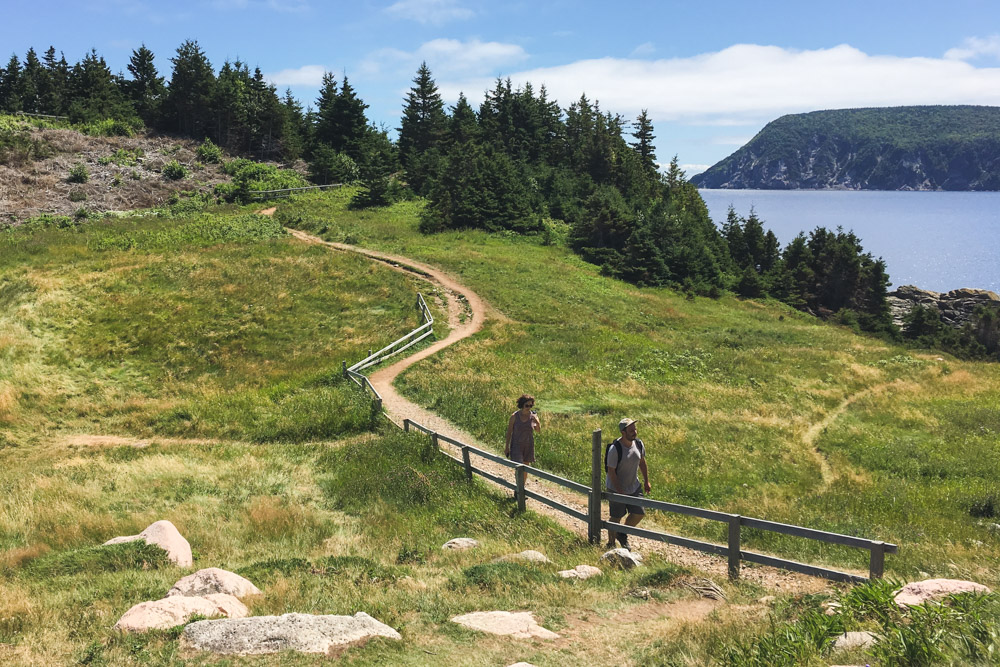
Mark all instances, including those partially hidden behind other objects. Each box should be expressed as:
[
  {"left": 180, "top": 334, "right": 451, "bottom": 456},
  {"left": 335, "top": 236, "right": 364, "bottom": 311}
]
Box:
[{"left": 517, "top": 394, "right": 535, "bottom": 409}]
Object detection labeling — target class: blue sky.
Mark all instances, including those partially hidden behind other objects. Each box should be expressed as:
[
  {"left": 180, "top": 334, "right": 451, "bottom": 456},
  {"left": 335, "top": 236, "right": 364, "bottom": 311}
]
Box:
[{"left": 4, "top": 0, "right": 1000, "bottom": 173}]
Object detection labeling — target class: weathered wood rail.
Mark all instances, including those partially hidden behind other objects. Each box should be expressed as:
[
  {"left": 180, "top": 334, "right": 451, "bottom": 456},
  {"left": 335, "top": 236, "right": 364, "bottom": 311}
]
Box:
[
  {"left": 250, "top": 183, "right": 344, "bottom": 199},
  {"left": 344, "top": 293, "right": 898, "bottom": 583}
]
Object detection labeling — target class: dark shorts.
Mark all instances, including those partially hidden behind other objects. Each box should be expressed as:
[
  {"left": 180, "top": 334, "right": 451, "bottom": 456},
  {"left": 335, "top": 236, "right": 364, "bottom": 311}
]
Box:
[{"left": 609, "top": 487, "right": 645, "bottom": 519}]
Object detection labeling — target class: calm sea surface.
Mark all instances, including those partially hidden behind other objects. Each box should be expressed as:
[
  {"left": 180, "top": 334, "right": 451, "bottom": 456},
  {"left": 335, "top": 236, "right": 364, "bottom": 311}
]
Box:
[{"left": 699, "top": 189, "right": 1000, "bottom": 293}]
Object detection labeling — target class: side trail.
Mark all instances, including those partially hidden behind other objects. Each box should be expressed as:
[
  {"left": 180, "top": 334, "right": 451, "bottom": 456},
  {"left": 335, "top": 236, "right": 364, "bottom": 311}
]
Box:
[{"left": 285, "top": 227, "right": 835, "bottom": 593}]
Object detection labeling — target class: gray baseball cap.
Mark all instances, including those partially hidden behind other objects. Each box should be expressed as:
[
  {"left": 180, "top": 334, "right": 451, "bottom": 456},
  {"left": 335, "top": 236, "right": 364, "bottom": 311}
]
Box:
[{"left": 618, "top": 418, "right": 639, "bottom": 433}]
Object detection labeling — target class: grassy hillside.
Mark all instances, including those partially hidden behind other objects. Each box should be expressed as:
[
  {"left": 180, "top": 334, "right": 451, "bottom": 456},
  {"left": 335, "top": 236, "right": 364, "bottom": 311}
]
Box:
[
  {"left": 280, "top": 188, "right": 1000, "bottom": 580},
  {"left": 2, "top": 192, "right": 1000, "bottom": 664}
]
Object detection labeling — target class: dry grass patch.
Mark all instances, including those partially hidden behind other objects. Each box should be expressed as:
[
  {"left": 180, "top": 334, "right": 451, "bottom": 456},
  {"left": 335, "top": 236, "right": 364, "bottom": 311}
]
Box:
[{"left": 0, "top": 544, "right": 50, "bottom": 571}]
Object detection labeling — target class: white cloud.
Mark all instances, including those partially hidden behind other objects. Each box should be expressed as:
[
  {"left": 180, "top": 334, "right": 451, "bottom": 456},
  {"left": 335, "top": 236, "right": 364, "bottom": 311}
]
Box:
[
  {"left": 945, "top": 35, "right": 1000, "bottom": 61},
  {"left": 436, "top": 43, "right": 1000, "bottom": 126},
  {"left": 265, "top": 64, "right": 329, "bottom": 86},
  {"left": 384, "top": 0, "right": 473, "bottom": 25},
  {"left": 680, "top": 163, "right": 710, "bottom": 176},
  {"left": 630, "top": 42, "right": 655, "bottom": 57},
  {"left": 363, "top": 38, "right": 527, "bottom": 79}
]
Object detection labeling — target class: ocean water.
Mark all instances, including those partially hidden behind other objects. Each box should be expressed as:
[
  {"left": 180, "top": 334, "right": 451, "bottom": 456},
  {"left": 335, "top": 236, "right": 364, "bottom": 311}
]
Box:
[{"left": 699, "top": 189, "right": 1000, "bottom": 293}]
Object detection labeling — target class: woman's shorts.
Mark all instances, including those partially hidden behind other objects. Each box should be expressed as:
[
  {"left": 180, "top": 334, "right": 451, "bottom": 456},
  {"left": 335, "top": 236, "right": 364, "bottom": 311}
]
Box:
[{"left": 609, "top": 488, "right": 645, "bottom": 519}]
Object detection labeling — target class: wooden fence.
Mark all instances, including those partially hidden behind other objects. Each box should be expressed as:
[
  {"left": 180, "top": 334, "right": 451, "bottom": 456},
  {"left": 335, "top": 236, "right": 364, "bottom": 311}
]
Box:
[
  {"left": 15, "top": 111, "right": 69, "bottom": 120},
  {"left": 343, "top": 295, "right": 897, "bottom": 583},
  {"left": 250, "top": 183, "right": 344, "bottom": 200}
]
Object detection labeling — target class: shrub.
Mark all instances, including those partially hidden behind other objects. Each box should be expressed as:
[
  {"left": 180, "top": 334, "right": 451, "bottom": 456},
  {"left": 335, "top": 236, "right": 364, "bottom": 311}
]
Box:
[
  {"left": 162, "top": 160, "right": 189, "bottom": 180},
  {"left": 68, "top": 190, "right": 87, "bottom": 202},
  {"left": 67, "top": 163, "right": 89, "bottom": 183},
  {"left": 195, "top": 138, "right": 223, "bottom": 163},
  {"left": 97, "top": 147, "right": 144, "bottom": 167},
  {"left": 80, "top": 117, "right": 141, "bottom": 138},
  {"left": 308, "top": 146, "right": 358, "bottom": 184},
  {"left": 215, "top": 158, "right": 307, "bottom": 203}
]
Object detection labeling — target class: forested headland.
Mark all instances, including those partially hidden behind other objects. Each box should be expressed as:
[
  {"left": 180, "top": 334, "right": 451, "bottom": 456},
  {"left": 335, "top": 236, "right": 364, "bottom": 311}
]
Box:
[
  {"left": 2, "top": 43, "right": 997, "bottom": 358},
  {"left": 692, "top": 106, "right": 1000, "bottom": 191}
]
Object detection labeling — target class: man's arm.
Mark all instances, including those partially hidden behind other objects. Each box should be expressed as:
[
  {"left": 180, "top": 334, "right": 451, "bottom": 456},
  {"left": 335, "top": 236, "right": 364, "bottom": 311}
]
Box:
[
  {"left": 607, "top": 467, "right": 622, "bottom": 494},
  {"left": 639, "top": 457, "right": 651, "bottom": 493}
]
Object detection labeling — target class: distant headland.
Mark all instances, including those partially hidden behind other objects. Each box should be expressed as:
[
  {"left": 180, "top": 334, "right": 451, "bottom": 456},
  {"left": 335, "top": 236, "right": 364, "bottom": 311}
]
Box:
[{"left": 691, "top": 106, "right": 1000, "bottom": 191}]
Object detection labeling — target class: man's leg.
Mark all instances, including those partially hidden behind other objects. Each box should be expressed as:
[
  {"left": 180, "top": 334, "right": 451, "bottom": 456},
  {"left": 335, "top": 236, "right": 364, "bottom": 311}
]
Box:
[
  {"left": 617, "top": 511, "right": 643, "bottom": 548},
  {"left": 606, "top": 515, "right": 622, "bottom": 548}
]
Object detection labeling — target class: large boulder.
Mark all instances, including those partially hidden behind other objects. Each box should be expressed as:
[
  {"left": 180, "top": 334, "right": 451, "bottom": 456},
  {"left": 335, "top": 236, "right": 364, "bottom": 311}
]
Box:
[
  {"left": 894, "top": 578, "right": 991, "bottom": 607},
  {"left": 104, "top": 520, "right": 192, "bottom": 567},
  {"left": 114, "top": 594, "right": 247, "bottom": 633},
  {"left": 451, "top": 611, "right": 559, "bottom": 640},
  {"left": 168, "top": 568, "right": 261, "bottom": 598},
  {"left": 181, "top": 612, "right": 401, "bottom": 655},
  {"left": 600, "top": 548, "right": 643, "bottom": 570},
  {"left": 442, "top": 538, "right": 479, "bottom": 551},
  {"left": 831, "top": 630, "right": 877, "bottom": 651}
]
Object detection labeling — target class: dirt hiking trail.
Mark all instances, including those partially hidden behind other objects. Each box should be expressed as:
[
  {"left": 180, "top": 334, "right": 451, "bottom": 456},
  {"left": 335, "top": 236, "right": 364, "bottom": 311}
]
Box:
[{"left": 284, "top": 225, "right": 838, "bottom": 593}]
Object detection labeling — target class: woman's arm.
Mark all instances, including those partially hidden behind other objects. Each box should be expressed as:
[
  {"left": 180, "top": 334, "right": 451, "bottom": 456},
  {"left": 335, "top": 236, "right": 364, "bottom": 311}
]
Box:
[
  {"left": 531, "top": 411, "right": 541, "bottom": 432},
  {"left": 504, "top": 414, "right": 514, "bottom": 455}
]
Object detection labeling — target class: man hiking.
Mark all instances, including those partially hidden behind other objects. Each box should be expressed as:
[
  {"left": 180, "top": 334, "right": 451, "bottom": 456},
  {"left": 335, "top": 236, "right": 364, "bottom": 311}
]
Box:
[{"left": 606, "top": 417, "right": 651, "bottom": 550}]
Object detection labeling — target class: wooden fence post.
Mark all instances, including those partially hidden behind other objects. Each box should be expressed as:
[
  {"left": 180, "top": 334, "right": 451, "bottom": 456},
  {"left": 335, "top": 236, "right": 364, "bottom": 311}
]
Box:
[
  {"left": 403, "top": 419, "right": 410, "bottom": 432},
  {"left": 589, "top": 429, "right": 602, "bottom": 544},
  {"left": 342, "top": 360, "right": 347, "bottom": 378},
  {"left": 869, "top": 541, "right": 885, "bottom": 580},
  {"left": 728, "top": 514, "right": 742, "bottom": 580},
  {"left": 375, "top": 397, "right": 383, "bottom": 414},
  {"left": 431, "top": 432, "right": 439, "bottom": 449},
  {"left": 462, "top": 446, "right": 473, "bottom": 482},
  {"left": 515, "top": 465, "right": 526, "bottom": 512}
]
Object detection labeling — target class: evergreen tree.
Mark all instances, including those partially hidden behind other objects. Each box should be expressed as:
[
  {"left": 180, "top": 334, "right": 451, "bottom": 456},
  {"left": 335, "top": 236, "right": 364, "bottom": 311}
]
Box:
[
  {"left": 165, "top": 40, "right": 216, "bottom": 137},
  {"left": 20, "top": 48, "right": 43, "bottom": 113},
  {"left": 40, "top": 46, "right": 69, "bottom": 115},
  {"left": 630, "top": 109, "right": 656, "bottom": 174},
  {"left": 278, "top": 88, "right": 306, "bottom": 161},
  {"left": 448, "top": 93, "right": 478, "bottom": 145},
  {"left": 352, "top": 126, "right": 398, "bottom": 208},
  {"left": 67, "top": 49, "right": 129, "bottom": 122},
  {"left": 328, "top": 75, "right": 369, "bottom": 159},
  {"left": 126, "top": 44, "right": 165, "bottom": 125},
  {"left": 1, "top": 53, "right": 22, "bottom": 112},
  {"left": 398, "top": 61, "right": 446, "bottom": 192}
]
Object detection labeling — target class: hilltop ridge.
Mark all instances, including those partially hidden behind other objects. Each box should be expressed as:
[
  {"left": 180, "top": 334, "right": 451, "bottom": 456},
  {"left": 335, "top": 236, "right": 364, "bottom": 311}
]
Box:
[{"left": 691, "top": 105, "right": 1000, "bottom": 191}]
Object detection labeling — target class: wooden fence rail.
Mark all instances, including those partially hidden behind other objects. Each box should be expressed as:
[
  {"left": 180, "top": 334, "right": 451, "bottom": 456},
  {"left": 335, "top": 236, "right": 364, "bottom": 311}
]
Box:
[
  {"left": 250, "top": 183, "right": 344, "bottom": 199},
  {"left": 344, "top": 295, "right": 898, "bottom": 584}
]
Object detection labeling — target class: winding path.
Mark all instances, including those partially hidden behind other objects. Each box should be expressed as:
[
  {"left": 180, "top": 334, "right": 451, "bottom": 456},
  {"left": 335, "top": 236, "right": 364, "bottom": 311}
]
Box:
[{"left": 285, "top": 226, "right": 834, "bottom": 592}]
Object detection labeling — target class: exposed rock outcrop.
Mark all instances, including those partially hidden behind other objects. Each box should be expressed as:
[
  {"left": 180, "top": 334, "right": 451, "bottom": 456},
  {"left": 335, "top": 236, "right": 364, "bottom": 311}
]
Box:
[
  {"left": 894, "top": 578, "right": 991, "bottom": 607},
  {"left": 168, "top": 568, "right": 261, "bottom": 599},
  {"left": 450, "top": 611, "right": 559, "bottom": 639},
  {"left": 442, "top": 538, "right": 479, "bottom": 551},
  {"left": 600, "top": 548, "right": 643, "bottom": 569},
  {"left": 887, "top": 285, "right": 1000, "bottom": 329},
  {"left": 114, "top": 594, "right": 247, "bottom": 632}
]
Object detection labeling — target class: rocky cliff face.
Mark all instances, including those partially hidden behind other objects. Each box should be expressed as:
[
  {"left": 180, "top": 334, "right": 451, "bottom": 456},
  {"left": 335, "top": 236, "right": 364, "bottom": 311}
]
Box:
[
  {"left": 691, "top": 107, "right": 1000, "bottom": 191},
  {"left": 887, "top": 285, "right": 1000, "bottom": 329}
]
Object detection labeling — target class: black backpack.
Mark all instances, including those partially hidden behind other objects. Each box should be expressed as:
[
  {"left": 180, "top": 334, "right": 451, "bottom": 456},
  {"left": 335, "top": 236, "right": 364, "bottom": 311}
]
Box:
[{"left": 605, "top": 437, "right": 644, "bottom": 472}]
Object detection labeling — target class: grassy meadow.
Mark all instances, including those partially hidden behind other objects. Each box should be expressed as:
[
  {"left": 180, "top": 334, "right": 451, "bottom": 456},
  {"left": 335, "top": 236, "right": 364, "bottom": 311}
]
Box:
[
  {"left": 2, "top": 191, "right": 1000, "bottom": 665},
  {"left": 278, "top": 187, "right": 1000, "bottom": 581}
]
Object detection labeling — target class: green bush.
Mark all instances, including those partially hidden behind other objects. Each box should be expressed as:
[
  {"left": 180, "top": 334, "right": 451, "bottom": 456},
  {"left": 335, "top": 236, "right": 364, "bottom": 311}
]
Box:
[
  {"left": 162, "top": 160, "right": 189, "bottom": 180},
  {"left": 68, "top": 190, "right": 87, "bottom": 202},
  {"left": 79, "top": 117, "right": 141, "bottom": 138},
  {"left": 215, "top": 158, "right": 307, "bottom": 203},
  {"left": 97, "top": 147, "right": 144, "bottom": 167},
  {"left": 195, "top": 138, "right": 223, "bottom": 164},
  {"left": 22, "top": 541, "right": 171, "bottom": 578},
  {"left": 67, "top": 163, "right": 89, "bottom": 183}
]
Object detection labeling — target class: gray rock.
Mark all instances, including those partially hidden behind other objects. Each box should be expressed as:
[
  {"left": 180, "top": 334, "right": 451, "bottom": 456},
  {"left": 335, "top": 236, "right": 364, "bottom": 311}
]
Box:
[
  {"left": 168, "top": 568, "right": 261, "bottom": 598},
  {"left": 831, "top": 630, "right": 877, "bottom": 651},
  {"left": 497, "top": 550, "right": 551, "bottom": 564},
  {"left": 557, "top": 564, "right": 602, "bottom": 580},
  {"left": 888, "top": 285, "right": 1000, "bottom": 329},
  {"left": 600, "top": 548, "right": 643, "bottom": 569},
  {"left": 451, "top": 611, "right": 559, "bottom": 639},
  {"left": 442, "top": 538, "right": 479, "bottom": 551},
  {"left": 181, "top": 612, "right": 401, "bottom": 655}
]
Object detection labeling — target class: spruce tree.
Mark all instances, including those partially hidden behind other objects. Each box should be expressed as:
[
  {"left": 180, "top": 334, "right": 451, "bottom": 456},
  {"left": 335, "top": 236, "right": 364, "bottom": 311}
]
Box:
[
  {"left": 398, "top": 62, "right": 446, "bottom": 170},
  {"left": 313, "top": 71, "right": 339, "bottom": 148},
  {"left": 630, "top": 109, "right": 657, "bottom": 174},
  {"left": 165, "top": 40, "right": 216, "bottom": 137},
  {"left": 126, "top": 44, "right": 165, "bottom": 126},
  {"left": 1, "top": 54, "right": 23, "bottom": 112},
  {"left": 328, "top": 75, "right": 368, "bottom": 159},
  {"left": 20, "top": 48, "right": 43, "bottom": 113},
  {"left": 40, "top": 46, "right": 68, "bottom": 115}
]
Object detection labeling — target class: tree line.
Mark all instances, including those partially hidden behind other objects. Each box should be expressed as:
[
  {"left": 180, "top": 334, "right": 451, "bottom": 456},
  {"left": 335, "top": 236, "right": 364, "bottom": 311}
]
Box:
[{"left": 8, "top": 44, "right": 992, "bottom": 350}]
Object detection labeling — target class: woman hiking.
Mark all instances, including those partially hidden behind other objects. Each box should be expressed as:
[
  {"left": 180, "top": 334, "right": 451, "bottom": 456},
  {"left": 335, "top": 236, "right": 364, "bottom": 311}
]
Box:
[{"left": 505, "top": 394, "right": 541, "bottom": 464}]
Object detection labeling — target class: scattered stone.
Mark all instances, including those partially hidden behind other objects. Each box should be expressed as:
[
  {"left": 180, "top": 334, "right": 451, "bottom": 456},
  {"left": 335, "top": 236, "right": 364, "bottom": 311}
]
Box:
[
  {"left": 104, "top": 520, "right": 192, "bottom": 567},
  {"left": 114, "top": 594, "right": 247, "bottom": 633},
  {"left": 168, "top": 568, "right": 261, "bottom": 598},
  {"left": 442, "top": 538, "right": 479, "bottom": 550},
  {"left": 831, "top": 630, "right": 877, "bottom": 651},
  {"left": 557, "top": 565, "right": 602, "bottom": 580},
  {"left": 757, "top": 595, "right": 776, "bottom": 605},
  {"left": 894, "top": 579, "right": 991, "bottom": 607},
  {"left": 507, "top": 663, "right": 538, "bottom": 667},
  {"left": 822, "top": 601, "right": 843, "bottom": 616},
  {"left": 887, "top": 285, "right": 1000, "bottom": 329},
  {"left": 181, "top": 612, "right": 401, "bottom": 655},
  {"left": 451, "top": 611, "right": 559, "bottom": 640},
  {"left": 600, "top": 548, "right": 643, "bottom": 570},
  {"left": 498, "top": 550, "right": 551, "bottom": 564}
]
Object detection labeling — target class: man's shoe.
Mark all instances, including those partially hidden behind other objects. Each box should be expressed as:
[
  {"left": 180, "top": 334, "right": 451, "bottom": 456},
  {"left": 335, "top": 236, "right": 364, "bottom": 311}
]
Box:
[{"left": 616, "top": 533, "right": 629, "bottom": 549}]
